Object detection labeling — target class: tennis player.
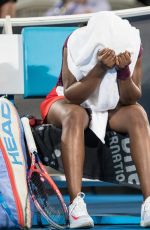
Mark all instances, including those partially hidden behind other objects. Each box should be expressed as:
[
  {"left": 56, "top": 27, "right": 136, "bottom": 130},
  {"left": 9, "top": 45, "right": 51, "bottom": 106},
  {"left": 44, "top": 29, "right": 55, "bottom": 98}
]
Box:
[{"left": 40, "top": 12, "right": 150, "bottom": 228}]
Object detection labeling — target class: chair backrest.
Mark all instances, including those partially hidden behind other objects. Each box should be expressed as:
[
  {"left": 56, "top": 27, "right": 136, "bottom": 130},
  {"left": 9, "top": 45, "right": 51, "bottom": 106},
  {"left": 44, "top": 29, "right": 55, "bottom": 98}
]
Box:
[{"left": 22, "top": 26, "right": 77, "bottom": 98}]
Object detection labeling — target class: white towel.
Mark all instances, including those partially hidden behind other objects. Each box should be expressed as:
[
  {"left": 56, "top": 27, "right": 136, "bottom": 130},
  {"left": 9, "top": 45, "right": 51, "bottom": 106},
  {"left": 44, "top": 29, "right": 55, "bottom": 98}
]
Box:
[{"left": 67, "top": 11, "right": 141, "bottom": 143}]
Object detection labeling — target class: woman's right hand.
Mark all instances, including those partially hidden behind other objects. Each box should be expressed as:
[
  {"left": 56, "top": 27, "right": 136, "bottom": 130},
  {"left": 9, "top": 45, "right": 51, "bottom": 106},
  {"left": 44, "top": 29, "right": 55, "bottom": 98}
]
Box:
[{"left": 97, "top": 48, "right": 116, "bottom": 70}]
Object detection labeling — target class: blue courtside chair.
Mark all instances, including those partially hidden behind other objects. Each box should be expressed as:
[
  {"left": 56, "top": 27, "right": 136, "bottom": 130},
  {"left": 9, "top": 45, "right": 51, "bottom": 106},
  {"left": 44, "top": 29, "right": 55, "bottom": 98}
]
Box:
[{"left": 22, "top": 27, "right": 77, "bottom": 98}]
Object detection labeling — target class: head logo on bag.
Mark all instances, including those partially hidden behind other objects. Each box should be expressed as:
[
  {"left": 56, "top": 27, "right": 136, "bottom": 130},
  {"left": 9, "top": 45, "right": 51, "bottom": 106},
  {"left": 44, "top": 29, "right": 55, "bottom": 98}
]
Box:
[
  {"left": 1, "top": 102, "right": 23, "bottom": 165},
  {"left": 0, "top": 97, "right": 31, "bottom": 228}
]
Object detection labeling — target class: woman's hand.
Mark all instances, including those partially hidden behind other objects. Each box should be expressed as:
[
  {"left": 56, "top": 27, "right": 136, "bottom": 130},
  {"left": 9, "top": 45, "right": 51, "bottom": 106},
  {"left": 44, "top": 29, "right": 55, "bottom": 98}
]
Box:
[
  {"left": 97, "top": 48, "right": 116, "bottom": 69},
  {"left": 116, "top": 51, "right": 131, "bottom": 69}
]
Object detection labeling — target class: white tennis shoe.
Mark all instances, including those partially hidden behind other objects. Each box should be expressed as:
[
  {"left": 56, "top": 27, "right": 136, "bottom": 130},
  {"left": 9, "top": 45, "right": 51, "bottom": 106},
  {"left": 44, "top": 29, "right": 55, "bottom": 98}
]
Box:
[
  {"left": 141, "top": 196, "right": 150, "bottom": 227},
  {"left": 69, "top": 192, "right": 94, "bottom": 229}
]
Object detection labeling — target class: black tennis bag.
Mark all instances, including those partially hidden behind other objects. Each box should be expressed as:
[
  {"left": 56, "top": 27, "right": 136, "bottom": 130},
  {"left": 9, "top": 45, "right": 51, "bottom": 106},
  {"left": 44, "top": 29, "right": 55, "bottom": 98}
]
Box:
[{"left": 31, "top": 123, "right": 140, "bottom": 187}]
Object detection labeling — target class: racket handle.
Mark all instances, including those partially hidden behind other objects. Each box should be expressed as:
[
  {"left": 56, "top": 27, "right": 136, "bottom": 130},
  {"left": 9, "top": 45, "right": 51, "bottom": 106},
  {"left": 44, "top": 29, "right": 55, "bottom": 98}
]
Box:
[{"left": 21, "top": 117, "right": 37, "bottom": 153}]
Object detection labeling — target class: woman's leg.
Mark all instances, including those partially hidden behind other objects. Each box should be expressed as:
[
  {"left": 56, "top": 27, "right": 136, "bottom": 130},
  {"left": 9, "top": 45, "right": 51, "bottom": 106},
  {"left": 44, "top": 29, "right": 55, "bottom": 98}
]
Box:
[
  {"left": 108, "top": 104, "right": 150, "bottom": 199},
  {"left": 46, "top": 99, "right": 89, "bottom": 202}
]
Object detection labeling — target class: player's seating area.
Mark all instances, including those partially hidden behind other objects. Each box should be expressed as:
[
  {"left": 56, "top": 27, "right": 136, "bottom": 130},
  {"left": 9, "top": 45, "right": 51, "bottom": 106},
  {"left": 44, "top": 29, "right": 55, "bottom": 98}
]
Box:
[
  {"left": 21, "top": 26, "right": 143, "bottom": 226},
  {"left": 1, "top": 8, "right": 150, "bottom": 227},
  {"left": 0, "top": 6, "right": 150, "bottom": 227},
  {"left": 22, "top": 25, "right": 139, "bottom": 186}
]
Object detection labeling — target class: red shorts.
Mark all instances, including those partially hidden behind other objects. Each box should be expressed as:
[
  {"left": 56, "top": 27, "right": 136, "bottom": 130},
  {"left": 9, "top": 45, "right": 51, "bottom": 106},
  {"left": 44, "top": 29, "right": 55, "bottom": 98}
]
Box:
[{"left": 40, "top": 87, "right": 64, "bottom": 121}]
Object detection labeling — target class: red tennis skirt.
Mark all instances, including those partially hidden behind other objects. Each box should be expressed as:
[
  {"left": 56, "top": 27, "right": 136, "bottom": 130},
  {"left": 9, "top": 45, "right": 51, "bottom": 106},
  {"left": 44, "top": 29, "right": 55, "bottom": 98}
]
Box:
[{"left": 40, "top": 87, "right": 64, "bottom": 121}]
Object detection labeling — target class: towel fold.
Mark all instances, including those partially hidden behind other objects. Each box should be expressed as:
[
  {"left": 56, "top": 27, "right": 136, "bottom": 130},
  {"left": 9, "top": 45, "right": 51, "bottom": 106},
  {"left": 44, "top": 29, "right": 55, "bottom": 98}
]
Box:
[{"left": 67, "top": 11, "right": 141, "bottom": 143}]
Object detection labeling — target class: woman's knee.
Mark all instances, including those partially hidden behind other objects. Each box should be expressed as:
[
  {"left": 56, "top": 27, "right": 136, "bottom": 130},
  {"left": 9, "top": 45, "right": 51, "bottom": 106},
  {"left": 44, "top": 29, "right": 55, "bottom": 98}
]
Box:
[
  {"left": 126, "top": 104, "right": 149, "bottom": 130},
  {"left": 62, "top": 107, "right": 89, "bottom": 130}
]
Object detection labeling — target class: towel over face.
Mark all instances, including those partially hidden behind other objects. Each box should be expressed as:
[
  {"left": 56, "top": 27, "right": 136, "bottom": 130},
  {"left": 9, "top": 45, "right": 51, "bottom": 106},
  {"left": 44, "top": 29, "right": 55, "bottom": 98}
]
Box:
[{"left": 66, "top": 11, "right": 141, "bottom": 142}]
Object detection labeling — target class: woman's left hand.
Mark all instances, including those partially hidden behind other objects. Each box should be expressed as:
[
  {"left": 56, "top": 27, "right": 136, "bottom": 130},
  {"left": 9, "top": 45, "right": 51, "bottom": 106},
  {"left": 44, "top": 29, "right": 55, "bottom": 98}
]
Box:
[{"left": 116, "top": 51, "right": 131, "bottom": 69}]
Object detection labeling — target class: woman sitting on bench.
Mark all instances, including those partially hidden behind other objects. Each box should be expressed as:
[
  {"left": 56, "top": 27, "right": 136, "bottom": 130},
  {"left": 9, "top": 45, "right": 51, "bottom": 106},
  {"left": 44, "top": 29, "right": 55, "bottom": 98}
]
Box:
[{"left": 40, "top": 11, "right": 150, "bottom": 228}]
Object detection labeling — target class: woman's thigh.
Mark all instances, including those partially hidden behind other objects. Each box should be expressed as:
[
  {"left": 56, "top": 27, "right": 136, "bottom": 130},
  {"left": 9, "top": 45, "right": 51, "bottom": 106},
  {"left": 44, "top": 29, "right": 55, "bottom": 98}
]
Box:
[
  {"left": 108, "top": 103, "right": 149, "bottom": 133},
  {"left": 46, "top": 99, "right": 90, "bottom": 129}
]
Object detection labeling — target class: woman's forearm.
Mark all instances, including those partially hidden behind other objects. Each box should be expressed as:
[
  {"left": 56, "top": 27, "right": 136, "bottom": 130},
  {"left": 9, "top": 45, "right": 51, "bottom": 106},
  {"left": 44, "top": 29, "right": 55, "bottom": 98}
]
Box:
[
  {"left": 118, "top": 78, "right": 142, "bottom": 105},
  {"left": 64, "top": 63, "right": 107, "bottom": 104}
]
